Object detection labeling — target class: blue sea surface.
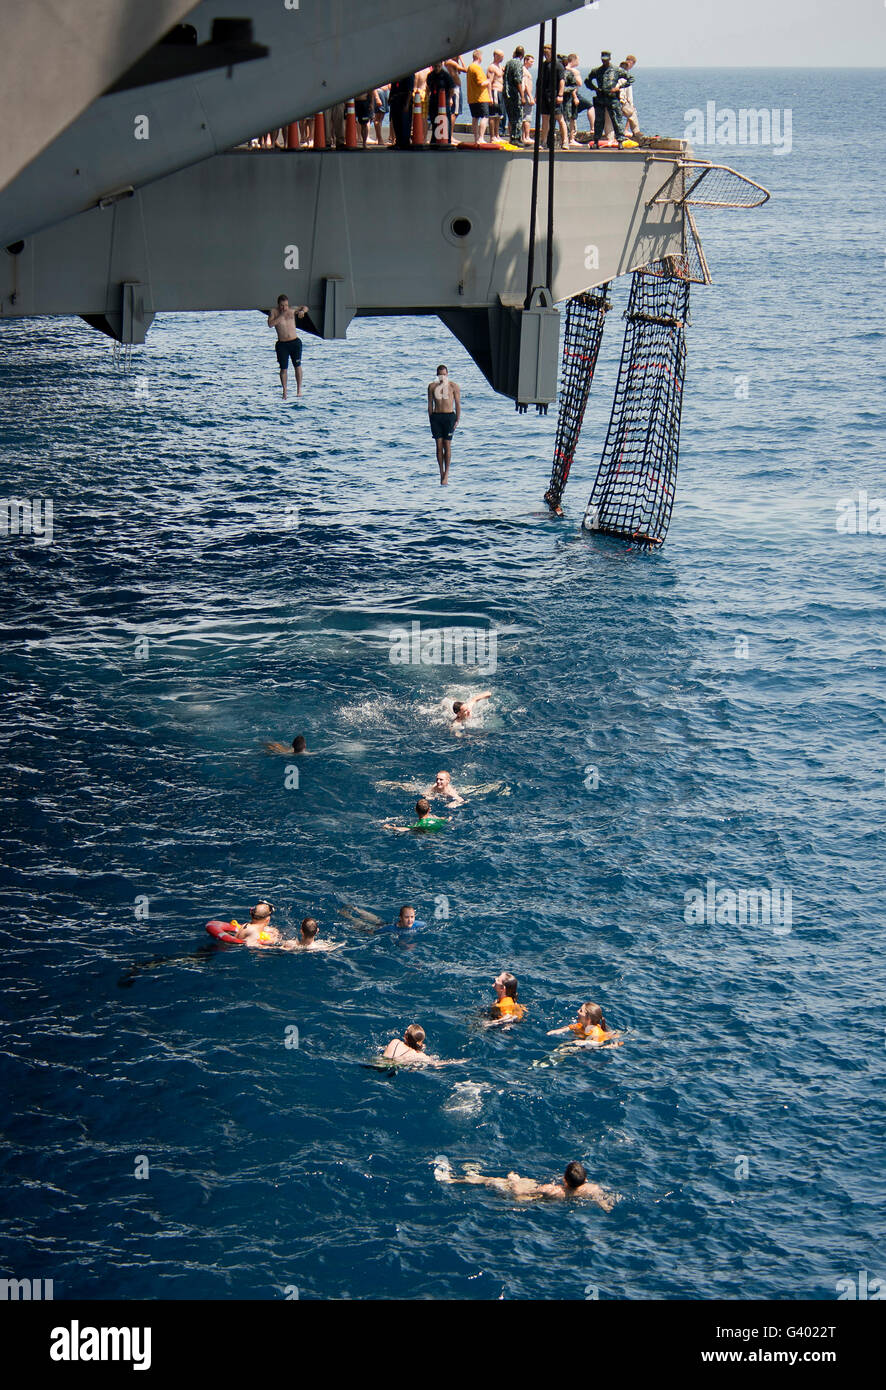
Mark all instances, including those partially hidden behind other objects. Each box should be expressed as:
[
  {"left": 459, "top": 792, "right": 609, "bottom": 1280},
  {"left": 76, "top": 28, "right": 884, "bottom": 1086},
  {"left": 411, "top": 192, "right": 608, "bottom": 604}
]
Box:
[{"left": 0, "top": 70, "right": 884, "bottom": 1300}]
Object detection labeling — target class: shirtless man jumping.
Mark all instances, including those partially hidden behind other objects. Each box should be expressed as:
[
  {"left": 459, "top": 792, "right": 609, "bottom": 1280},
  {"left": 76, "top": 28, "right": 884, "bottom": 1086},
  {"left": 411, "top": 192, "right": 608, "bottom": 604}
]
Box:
[
  {"left": 427, "top": 364, "right": 461, "bottom": 485},
  {"left": 267, "top": 295, "right": 309, "bottom": 399}
]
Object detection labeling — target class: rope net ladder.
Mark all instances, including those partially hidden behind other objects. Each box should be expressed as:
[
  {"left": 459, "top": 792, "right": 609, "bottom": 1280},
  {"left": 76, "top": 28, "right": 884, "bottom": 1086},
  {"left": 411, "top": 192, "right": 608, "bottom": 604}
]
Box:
[
  {"left": 542, "top": 161, "right": 768, "bottom": 544},
  {"left": 582, "top": 267, "right": 690, "bottom": 548},
  {"left": 543, "top": 286, "right": 611, "bottom": 513}
]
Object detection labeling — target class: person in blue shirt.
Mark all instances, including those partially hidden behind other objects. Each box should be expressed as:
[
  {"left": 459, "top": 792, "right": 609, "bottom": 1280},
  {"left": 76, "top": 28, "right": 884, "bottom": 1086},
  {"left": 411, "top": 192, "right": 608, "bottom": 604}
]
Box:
[{"left": 340, "top": 903, "right": 427, "bottom": 933}]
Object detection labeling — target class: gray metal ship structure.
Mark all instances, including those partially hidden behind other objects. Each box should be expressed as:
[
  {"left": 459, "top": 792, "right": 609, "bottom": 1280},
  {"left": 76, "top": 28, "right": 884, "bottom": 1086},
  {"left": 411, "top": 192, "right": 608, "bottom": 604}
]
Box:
[{"left": 0, "top": 0, "right": 769, "bottom": 541}]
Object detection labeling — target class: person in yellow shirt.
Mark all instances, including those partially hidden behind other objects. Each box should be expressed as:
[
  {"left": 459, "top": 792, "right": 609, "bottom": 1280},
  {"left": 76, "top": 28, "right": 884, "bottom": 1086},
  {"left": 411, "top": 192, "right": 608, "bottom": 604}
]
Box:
[{"left": 466, "top": 49, "right": 493, "bottom": 143}]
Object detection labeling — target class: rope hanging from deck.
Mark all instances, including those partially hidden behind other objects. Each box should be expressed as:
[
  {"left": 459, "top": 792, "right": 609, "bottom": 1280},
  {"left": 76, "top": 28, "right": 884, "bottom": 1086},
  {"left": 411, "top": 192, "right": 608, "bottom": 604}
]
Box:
[
  {"left": 582, "top": 268, "right": 689, "bottom": 547},
  {"left": 543, "top": 286, "right": 611, "bottom": 512}
]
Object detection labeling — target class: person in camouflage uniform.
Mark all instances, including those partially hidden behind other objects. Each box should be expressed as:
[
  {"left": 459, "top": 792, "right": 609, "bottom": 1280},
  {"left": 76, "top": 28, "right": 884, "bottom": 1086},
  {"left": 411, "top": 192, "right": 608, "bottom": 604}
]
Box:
[{"left": 586, "top": 49, "right": 630, "bottom": 148}]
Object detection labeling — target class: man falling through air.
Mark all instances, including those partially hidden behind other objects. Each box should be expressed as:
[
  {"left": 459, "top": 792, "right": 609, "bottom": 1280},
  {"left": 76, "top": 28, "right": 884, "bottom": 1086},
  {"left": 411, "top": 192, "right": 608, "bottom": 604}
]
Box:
[
  {"left": 427, "top": 364, "right": 461, "bottom": 485},
  {"left": 267, "top": 295, "right": 308, "bottom": 399}
]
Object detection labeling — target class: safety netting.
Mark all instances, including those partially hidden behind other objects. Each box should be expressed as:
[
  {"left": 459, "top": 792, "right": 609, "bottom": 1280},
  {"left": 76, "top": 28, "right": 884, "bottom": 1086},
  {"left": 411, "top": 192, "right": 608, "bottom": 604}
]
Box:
[
  {"left": 646, "top": 160, "right": 770, "bottom": 210},
  {"left": 543, "top": 286, "right": 611, "bottom": 512},
  {"left": 582, "top": 268, "right": 689, "bottom": 547},
  {"left": 643, "top": 160, "right": 771, "bottom": 285}
]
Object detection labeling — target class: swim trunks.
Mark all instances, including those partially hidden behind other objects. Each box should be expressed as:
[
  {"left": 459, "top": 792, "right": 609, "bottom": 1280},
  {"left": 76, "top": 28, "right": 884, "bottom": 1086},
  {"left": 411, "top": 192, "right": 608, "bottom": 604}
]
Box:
[
  {"left": 354, "top": 98, "right": 371, "bottom": 123},
  {"left": 275, "top": 338, "right": 302, "bottom": 369},
  {"left": 430, "top": 411, "right": 456, "bottom": 441}
]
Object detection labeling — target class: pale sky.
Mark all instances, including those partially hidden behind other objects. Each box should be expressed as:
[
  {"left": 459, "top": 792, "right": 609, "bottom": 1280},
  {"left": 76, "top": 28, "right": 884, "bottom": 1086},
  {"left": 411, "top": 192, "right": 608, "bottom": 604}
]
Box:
[{"left": 496, "top": 0, "right": 886, "bottom": 66}]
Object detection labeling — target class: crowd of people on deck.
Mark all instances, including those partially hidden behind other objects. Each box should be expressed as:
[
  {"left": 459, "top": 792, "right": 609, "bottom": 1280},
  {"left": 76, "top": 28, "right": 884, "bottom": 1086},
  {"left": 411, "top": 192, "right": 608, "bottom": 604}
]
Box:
[{"left": 251, "top": 47, "right": 641, "bottom": 151}]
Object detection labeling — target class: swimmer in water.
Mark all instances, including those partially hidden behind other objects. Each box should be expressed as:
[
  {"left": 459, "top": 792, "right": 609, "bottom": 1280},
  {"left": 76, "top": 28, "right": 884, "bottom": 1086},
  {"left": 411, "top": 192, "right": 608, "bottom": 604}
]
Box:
[
  {"left": 450, "top": 691, "right": 491, "bottom": 731},
  {"left": 294, "top": 916, "right": 343, "bottom": 951},
  {"left": 547, "top": 1001, "right": 622, "bottom": 1046},
  {"left": 265, "top": 734, "right": 307, "bottom": 756},
  {"left": 427, "top": 363, "right": 461, "bottom": 485},
  {"left": 487, "top": 971, "right": 527, "bottom": 1023},
  {"left": 383, "top": 1024, "right": 429, "bottom": 1064},
  {"left": 425, "top": 770, "right": 465, "bottom": 806},
  {"left": 232, "top": 901, "right": 298, "bottom": 949},
  {"left": 383, "top": 799, "right": 449, "bottom": 833},
  {"left": 340, "top": 904, "right": 424, "bottom": 933},
  {"left": 381, "top": 1025, "right": 465, "bottom": 1068},
  {"left": 434, "top": 1158, "right": 618, "bottom": 1210}
]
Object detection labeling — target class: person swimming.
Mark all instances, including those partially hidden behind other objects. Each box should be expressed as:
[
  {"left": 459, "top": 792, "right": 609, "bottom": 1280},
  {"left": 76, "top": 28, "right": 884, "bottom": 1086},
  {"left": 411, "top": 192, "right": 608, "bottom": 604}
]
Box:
[
  {"left": 230, "top": 901, "right": 285, "bottom": 947},
  {"left": 265, "top": 734, "right": 307, "bottom": 756},
  {"left": 380, "top": 1024, "right": 465, "bottom": 1068},
  {"left": 384, "top": 799, "right": 448, "bottom": 833},
  {"left": 294, "top": 916, "right": 343, "bottom": 951},
  {"left": 340, "top": 903, "right": 426, "bottom": 933},
  {"left": 434, "top": 1158, "right": 618, "bottom": 1209},
  {"left": 547, "top": 1002, "right": 621, "bottom": 1046},
  {"left": 450, "top": 691, "right": 491, "bottom": 730},
  {"left": 383, "top": 1023, "right": 429, "bottom": 1063},
  {"left": 425, "top": 770, "right": 465, "bottom": 806},
  {"left": 229, "top": 902, "right": 303, "bottom": 950},
  {"left": 299, "top": 916, "right": 319, "bottom": 944},
  {"left": 488, "top": 971, "right": 527, "bottom": 1023}
]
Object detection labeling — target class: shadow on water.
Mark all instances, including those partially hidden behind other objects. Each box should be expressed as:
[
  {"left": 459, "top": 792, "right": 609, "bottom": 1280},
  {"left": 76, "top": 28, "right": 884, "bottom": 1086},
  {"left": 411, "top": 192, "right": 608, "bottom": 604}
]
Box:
[{"left": 116, "top": 942, "right": 221, "bottom": 988}]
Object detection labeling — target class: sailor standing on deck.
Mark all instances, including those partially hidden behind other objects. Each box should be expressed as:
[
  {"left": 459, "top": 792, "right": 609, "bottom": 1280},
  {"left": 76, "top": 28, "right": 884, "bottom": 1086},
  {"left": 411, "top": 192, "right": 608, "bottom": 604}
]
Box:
[
  {"left": 539, "top": 45, "right": 568, "bottom": 150},
  {"left": 618, "top": 56, "right": 640, "bottom": 138},
  {"left": 587, "top": 50, "right": 629, "bottom": 148},
  {"left": 466, "top": 50, "right": 493, "bottom": 144},
  {"left": 488, "top": 49, "right": 505, "bottom": 140},
  {"left": 521, "top": 54, "right": 536, "bottom": 146},
  {"left": 444, "top": 55, "right": 468, "bottom": 122},
  {"left": 502, "top": 46, "right": 526, "bottom": 144},
  {"left": 389, "top": 73, "right": 415, "bottom": 148},
  {"left": 426, "top": 62, "right": 457, "bottom": 144},
  {"left": 569, "top": 53, "right": 594, "bottom": 136}
]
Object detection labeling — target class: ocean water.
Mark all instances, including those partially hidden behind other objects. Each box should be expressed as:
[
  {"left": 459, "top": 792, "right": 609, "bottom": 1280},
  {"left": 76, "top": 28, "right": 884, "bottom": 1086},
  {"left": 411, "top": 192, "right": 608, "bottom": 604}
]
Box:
[{"left": 1, "top": 70, "right": 884, "bottom": 1301}]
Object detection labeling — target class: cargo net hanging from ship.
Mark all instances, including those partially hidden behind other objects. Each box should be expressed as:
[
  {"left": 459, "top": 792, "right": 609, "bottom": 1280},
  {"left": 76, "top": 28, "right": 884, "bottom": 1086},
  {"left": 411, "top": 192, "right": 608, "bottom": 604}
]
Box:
[
  {"left": 582, "top": 268, "right": 690, "bottom": 548},
  {"left": 543, "top": 286, "right": 611, "bottom": 513}
]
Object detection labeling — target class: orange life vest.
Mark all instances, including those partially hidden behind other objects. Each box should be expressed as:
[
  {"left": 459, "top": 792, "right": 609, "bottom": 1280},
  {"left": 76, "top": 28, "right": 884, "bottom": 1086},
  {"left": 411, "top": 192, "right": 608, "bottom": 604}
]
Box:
[
  {"left": 496, "top": 996, "right": 526, "bottom": 1019},
  {"left": 570, "top": 1022, "right": 608, "bottom": 1043}
]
